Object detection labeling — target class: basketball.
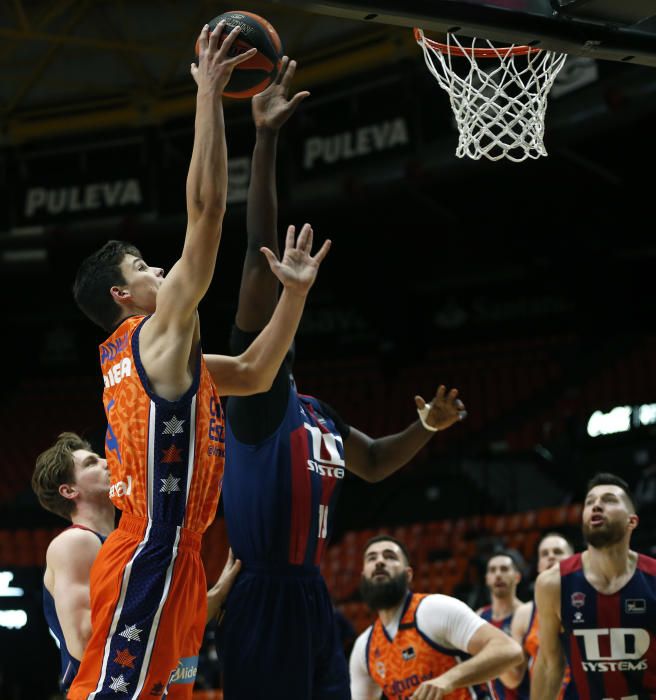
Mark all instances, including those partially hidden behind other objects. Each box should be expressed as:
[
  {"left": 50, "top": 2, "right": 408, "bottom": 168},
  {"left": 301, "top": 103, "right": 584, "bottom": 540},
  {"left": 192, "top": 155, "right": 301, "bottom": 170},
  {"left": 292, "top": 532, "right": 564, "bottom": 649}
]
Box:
[{"left": 197, "top": 10, "right": 283, "bottom": 99}]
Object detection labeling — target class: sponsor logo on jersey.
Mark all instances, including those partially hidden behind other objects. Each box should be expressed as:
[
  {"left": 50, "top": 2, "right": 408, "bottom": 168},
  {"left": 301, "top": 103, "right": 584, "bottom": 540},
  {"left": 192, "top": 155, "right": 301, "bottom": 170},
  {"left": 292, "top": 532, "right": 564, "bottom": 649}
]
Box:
[
  {"left": 307, "top": 460, "right": 345, "bottom": 478},
  {"left": 383, "top": 672, "right": 433, "bottom": 698},
  {"left": 109, "top": 475, "right": 132, "bottom": 498},
  {"left": 571, "top": 592, "right": 586, "bottom": 609},
  {"left": 573, "top": 611, "right": 585, "bottom": 624},
  {"left": 574, "top": 627, "right": 650, "bottom": 672},
  {"left": 169, "top": 656, "right": 198, "bottom": 685},
  {"left": 402, "top": 646, "right": 416, "bottom": 661},
  {"left": 626, "top": 599, "right": 646, "bottom": 614},
  {"left": 376, "top": 660, "right": 386, "bottom": 678}
]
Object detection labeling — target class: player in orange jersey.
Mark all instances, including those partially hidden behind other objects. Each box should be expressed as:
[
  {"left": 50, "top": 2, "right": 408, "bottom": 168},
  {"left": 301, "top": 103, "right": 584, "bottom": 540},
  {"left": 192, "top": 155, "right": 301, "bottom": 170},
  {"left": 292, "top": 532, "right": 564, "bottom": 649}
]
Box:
[
  {"left": 499, "top": 533, "right": 574, "bottom": 697},
  {"left": 350, "top": 535, "right": 523, "bottom": 700},
  {"left": 69, "top": 22, "right": 330, "bottom": 700},
  {"left": 32, "top": 432, "right": 242, "bottom": 697}
]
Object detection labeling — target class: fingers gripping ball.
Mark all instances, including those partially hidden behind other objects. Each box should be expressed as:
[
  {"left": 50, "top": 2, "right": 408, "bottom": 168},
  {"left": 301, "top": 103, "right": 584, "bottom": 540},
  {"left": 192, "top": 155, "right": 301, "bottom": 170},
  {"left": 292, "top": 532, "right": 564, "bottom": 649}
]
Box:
[{"left": 197, "top": 10, "right": 283, "bottom": 99}]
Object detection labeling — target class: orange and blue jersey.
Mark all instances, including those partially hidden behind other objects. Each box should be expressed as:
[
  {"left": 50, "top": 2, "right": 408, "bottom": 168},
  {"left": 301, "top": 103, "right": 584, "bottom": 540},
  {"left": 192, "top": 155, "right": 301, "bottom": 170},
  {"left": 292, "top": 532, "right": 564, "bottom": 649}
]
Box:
[
  {"left": 366, "top": 593, "right": 472, "bottom": 700},
  {"left": 222, "top": 388, "right": 345, "bottom": 566},
  {"left": 101, "top": 315, "right": 224, "bottom": 533},
  {"left": 559, "top": 552, "right": 656, "bottom": 700},
  {"left": 523, "top": 601, "right": 571, "bottom": 700},
  {"left": 479, "top": 606, "right": 530, "bottom": 700},
  {"left": 68, "top": 315, "right": 224, "bottom": 699}
]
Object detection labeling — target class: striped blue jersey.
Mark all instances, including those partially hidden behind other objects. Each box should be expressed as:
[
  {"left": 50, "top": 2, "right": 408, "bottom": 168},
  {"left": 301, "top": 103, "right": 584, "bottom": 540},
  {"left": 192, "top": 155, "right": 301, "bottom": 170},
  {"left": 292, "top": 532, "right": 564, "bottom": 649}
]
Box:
[{"left": 223, "top": 386, "right": 346, "bottom": 567}]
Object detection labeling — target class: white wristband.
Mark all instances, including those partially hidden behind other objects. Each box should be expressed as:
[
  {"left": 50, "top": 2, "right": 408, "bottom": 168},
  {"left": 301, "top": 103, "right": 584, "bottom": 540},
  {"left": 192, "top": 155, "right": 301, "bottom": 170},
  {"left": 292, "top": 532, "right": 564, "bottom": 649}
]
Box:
[{"left": 417, "top": 403, "right": 439, "bottom": 432}]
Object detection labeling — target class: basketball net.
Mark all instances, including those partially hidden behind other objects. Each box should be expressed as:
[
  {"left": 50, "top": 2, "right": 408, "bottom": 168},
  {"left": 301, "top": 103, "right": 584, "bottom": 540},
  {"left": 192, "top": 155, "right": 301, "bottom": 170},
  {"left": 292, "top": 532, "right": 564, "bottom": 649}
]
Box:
[{"left": 415, "top": 29, "right": 568, "bottom": 162}]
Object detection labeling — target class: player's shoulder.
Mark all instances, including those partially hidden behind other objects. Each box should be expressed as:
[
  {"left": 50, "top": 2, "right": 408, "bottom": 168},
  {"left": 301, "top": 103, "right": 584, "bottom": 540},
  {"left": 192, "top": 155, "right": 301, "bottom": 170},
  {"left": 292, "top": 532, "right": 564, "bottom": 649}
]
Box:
[
  {"left": 535, "top": 563, "right": 562, "bottom": 596},
  {"left": 511, "top": 599, "right": 533, "bottom": 634},
  {"left": 422, "top": 592, "right": 468, "bottom": 609},
  {"left": 418, "top": 593, "right": 478, "bottom": 621},
  {"left": 636, "top": 551, "right": 656, "bottom": 575},
  {"left": 46, "top": 527, "right": 102, "bottom": 564}
]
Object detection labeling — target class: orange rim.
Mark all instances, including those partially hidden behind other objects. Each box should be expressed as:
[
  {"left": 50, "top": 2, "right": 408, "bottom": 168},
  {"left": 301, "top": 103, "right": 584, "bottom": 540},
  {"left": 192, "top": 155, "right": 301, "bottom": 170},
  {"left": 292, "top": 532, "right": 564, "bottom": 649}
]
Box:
[{"left": 413, "top": 27, "right": 541, "bottom": 57}]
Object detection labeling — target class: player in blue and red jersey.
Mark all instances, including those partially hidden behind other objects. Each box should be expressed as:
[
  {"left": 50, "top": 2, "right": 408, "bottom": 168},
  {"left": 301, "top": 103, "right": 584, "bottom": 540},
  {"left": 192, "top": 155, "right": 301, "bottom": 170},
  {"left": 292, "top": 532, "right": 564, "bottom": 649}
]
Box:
[
  {"left": 532, "top": 472, "right": 656, "bottom": 700},
  {"left": 217, "top": 58, "right": 467, "bottom": 700},
  {"left": 476, "top": 551, "right": 530, "bottom": 700},
  {"left": 32, "top": 431, "right": 242, "bottom": 697},
  {"left": 502, "top": 533, "right": 574, "bottom": 700},
  {"left": 32, "top": 433, "right": 113, "bottom": 695}
]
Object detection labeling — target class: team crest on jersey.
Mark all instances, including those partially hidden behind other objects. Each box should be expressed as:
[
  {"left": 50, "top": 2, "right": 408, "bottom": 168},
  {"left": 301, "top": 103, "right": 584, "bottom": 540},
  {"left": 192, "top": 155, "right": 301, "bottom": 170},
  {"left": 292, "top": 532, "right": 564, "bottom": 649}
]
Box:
[
  {"left": 626, "top": 598, "right": 646, "bottom": 614},
  {"left": 402, "top": 646, "right": 416, "bottom": 661},
  {"left": 571, "top": 592, "right": 586, "bottom": 608}
]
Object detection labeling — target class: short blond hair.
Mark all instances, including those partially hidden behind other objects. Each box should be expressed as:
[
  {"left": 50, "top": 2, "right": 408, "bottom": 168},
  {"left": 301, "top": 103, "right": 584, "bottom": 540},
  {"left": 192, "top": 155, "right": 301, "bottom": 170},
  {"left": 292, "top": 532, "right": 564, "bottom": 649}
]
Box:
[{"left": 32, "top": 432, "right": 91, "bottom": 520}]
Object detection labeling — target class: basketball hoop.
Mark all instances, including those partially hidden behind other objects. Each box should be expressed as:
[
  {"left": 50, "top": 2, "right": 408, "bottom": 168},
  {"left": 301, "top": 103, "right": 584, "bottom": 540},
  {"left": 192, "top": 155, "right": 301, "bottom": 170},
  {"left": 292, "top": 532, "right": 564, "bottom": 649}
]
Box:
[{"left": 414, "top": 28, "right": 567, "bottom": 162}]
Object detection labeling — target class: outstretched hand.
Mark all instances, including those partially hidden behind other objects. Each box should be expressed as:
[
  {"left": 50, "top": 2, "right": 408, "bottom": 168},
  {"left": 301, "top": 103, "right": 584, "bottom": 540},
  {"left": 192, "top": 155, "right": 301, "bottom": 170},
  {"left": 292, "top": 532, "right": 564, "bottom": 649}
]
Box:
[
  {"left": 191, "top": 21, "right": 258, "bottom": 94},
  {"left": 415, "top": 385, "right": 467, "bottom": 431},
  {"left": 252, "top": 56, "right": 310, "bottom": 131},
  {"left": 260, "top": 223, "right": 331, "bottom": 297}
]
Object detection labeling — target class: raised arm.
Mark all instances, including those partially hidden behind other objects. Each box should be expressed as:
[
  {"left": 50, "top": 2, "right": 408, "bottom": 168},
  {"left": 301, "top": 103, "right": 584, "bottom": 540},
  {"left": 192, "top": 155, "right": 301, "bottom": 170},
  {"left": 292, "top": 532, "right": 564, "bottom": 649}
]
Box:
[
  {"left": 47, "top": 530, "right": 102, "bottom": 661},
  {"left": 153, "top": 24, "right": 257, "bottom": 329},
  {"left": 498, "top": 601, "right": 531, "bottom": 689},
  {"left": 344, "top": 386, "right": 467, "bottom": 483},
  {"left": 205, "top": 223, "right": 330, "bottom": 396},
  {"left": 236, "top": 57, "right": 310, "bottom": 331},
  {"left": 530, "top": 567, "right": 566, "bottom": 700},
  {"left": 138, "top": 25, "right": 257, "bottom": 398}
]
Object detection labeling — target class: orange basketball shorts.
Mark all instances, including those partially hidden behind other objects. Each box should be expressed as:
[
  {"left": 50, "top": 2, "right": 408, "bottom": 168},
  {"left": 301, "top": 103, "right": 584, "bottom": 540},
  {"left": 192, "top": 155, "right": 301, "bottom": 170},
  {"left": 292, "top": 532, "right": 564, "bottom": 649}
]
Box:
[{"left": 68, "top": 513, "right": 207, "bottom": 699}]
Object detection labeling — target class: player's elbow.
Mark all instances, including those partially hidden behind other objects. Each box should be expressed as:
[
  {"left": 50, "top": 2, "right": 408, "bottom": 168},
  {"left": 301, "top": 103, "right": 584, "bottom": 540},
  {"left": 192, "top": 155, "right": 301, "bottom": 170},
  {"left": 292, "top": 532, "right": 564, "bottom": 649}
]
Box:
[
  {"left": 496, "top": 637, "right": 524, "bottom": 670},
  {"left": 238, "top": 362, "right": 274, "bottom": 396}
]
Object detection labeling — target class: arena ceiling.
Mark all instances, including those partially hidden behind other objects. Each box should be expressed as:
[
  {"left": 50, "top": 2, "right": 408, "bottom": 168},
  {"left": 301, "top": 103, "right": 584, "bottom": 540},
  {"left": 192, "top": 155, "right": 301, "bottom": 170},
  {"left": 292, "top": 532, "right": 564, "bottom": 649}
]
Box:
[{"left": 0, "top": 0, "right": 416, "bottom": 145}]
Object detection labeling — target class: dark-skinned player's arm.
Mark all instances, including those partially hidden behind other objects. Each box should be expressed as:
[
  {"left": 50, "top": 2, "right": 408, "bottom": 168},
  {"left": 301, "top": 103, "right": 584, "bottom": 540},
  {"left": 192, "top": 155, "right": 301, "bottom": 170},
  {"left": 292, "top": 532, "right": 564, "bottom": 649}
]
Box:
[
  {"left": 204, "top": 224, "right": 330, "bottom": 396},
  {"left": 530, "top": 566, "right": 566, "bottom": 700},
  {"left": 343, "top": 386, "right": 467, "bottom": 483},
  {"left": 236, "top": 56, "right": 310, "bottom": 332}
]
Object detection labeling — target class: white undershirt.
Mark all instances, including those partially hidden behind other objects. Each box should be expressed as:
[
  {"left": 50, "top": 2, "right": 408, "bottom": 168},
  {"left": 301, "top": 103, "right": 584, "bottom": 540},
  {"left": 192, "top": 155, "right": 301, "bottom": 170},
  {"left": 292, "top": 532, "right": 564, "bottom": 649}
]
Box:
[{"left": 349, "top": 594, "right": 485, "bottom": 700}]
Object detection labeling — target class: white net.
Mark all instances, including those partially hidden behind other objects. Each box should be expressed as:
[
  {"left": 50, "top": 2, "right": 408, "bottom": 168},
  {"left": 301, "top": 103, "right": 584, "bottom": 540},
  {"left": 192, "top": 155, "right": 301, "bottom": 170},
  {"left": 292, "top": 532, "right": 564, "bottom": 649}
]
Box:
[{"left": 415, "top": 29, "right": 568, "bottom": 162}]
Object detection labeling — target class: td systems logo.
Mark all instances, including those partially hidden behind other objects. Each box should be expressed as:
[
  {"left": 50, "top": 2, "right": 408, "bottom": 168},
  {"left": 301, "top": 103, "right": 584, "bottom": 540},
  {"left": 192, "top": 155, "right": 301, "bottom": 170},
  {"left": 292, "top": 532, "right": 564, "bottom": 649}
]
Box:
[{"left": 574, "top": 628, "right": 650, "bottom": 672}]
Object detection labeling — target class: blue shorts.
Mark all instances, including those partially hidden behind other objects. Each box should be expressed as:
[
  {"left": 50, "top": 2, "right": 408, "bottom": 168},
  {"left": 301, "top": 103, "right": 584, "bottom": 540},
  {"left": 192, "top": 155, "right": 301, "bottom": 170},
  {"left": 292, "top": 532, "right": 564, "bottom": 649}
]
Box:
[{"left": 218, "top": 562, "right": 350, "bottom": 700}]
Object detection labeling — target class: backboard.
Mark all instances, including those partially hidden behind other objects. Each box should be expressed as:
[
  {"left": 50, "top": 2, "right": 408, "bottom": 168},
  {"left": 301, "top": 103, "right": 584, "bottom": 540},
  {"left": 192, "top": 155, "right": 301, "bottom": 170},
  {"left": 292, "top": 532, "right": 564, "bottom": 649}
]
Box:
[{"left": 274, "top": 0, "right": 656, "bottom": 67}]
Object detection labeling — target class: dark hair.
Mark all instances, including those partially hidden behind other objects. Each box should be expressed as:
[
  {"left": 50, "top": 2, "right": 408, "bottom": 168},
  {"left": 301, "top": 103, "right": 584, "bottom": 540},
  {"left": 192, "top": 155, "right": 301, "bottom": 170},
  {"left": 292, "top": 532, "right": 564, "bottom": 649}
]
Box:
[
  {"left": 586, "top": 472, "right": 636, "bottom": 512},
  {"left": 537, "top": 531, "right": 575, "bottom": 556},
  {"left": 487, "top": 548, "right": 523, "bottom": 572},
  {"left": 363, "top": 534, "right": 411, "bottom": 566},
  {"left": 73, "top": 240, "right": 142, "bottom": 331},
  {"left": 32, "top": 432, "right": 91, "bottom": 520}
]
